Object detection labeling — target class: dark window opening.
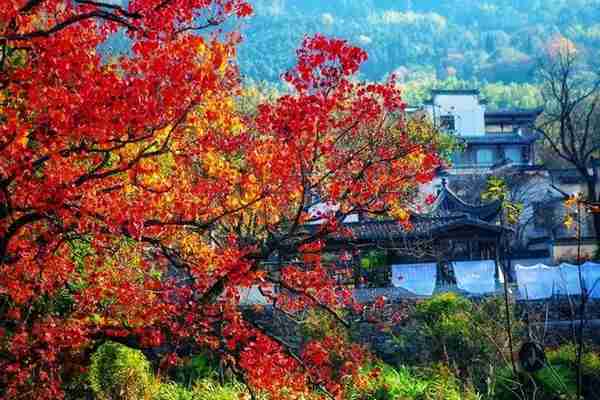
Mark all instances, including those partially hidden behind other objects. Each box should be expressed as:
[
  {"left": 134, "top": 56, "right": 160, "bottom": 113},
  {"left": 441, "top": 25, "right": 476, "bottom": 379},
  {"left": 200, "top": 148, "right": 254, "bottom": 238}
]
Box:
[{"left": 440, "top": 115, "right": 455, "bottom": 131}]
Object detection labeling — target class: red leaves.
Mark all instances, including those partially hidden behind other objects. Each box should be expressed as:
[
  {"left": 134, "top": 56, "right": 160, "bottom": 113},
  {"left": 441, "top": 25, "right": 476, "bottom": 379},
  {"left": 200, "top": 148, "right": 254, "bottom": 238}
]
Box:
[
  {"left": 235, "top": 2, "right": 253, "bottom": 17},
  {"left": 302, "top": 336, "right": 369, "bottom": 398},
  {"left": 239, "top": 334, "right": 308, "bottom": 398},
  {"left": 425, "top": 193, "right": 437, "bottom": 206},
  {"left": 139, "top": 328, "right": 165, "bottom": 348},
  {"left": 1, "top": 318, "right": 89, "bottom": 399},
  {"left": 284, "top": 34, "right": 368, "bottom": 94},
  {"left": 1, "top": 0, "right": 443, "bottom": 396}
]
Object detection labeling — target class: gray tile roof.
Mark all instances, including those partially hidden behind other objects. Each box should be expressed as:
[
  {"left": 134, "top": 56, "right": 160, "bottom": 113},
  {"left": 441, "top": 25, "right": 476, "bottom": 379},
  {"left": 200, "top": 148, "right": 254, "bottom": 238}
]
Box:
[
  {"left": 460, "top": 132, "right": 539, "bottom": 145},
  {"left": 326, "top": 181, "right": 505, "bottom": 243}
]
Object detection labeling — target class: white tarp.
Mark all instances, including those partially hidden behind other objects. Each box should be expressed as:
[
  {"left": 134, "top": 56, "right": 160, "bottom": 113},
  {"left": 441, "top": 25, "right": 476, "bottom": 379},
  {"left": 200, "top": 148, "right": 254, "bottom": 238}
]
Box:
[
  {"left": 557, "top": 263, "right": 584, "bottom": 296},
  {"left": 583, "top": 262, "right": 600, "bottom": 298},
  {"left": 452, "top": 260, "right": 498, "bottom": 294},
  {"left": 515, "top": 264, "right": 562, "bottom": 300},
  {"left": 516, "top": 262, "right": 600, "bottom": 299},
  {"left": 391, "top": 263, "right": 437, "bottom": 296}
]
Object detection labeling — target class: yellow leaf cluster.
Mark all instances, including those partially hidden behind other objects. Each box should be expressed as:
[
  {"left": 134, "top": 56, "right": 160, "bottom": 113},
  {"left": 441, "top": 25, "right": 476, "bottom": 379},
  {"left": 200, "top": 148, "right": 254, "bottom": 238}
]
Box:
[{"left": 390, "top": 204, "right": 410, "bottom": 222}]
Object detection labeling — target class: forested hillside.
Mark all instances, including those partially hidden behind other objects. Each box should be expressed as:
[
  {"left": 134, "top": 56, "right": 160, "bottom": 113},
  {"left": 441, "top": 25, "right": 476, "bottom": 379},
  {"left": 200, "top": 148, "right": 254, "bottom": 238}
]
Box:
[{"left": 239, "top": 0, "right": 600, "bottom": 95}]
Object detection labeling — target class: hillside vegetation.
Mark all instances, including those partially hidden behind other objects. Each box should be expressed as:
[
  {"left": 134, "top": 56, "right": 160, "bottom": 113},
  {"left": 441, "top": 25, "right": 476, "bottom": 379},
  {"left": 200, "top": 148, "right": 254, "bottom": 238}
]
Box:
[{"left": 240, "top": 0, "right": 600, "bottom": 94}]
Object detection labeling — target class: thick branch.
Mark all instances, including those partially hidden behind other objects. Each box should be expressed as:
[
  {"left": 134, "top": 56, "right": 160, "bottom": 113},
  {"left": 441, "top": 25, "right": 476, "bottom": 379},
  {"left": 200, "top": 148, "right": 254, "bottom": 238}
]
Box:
[
  {"left": 267, "top": 277, "right": 350, "bottom": 329},
  {"left": 74, "top": 0, "right": 143, "bottom": 19},
  {"left": 0, "top": 212, "right": 47, "bottom": 261},
  {"left": 2, "top": 11, "right": 139, "bottom": 41}
]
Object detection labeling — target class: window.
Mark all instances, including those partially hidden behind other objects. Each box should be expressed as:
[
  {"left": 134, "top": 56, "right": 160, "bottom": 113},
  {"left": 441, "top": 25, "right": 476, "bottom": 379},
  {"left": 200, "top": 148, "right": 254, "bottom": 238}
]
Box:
[
  {"left": 505, "top": 146, "right": 523, "bottom": 164},
  {"left": 440, "top": 115, "right": 455, "bottom": 131},
  {"left": 486, "top": 124, "right": 503, "bottom": 133},
  {"left": 486, "top": 123, "right": 515, "bottom": 134},
  {"left": 451, "top": 148, "right": 474, "bottom": 166},
  {"left": 476, "top": 148, "right": 494, "bottom": 165}
]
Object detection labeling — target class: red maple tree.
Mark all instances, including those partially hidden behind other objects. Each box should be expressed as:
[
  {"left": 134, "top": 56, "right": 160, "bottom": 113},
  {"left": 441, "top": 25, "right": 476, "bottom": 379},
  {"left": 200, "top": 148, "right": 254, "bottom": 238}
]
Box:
[{"left": 0, "top": 2, "right": 442, "bottom": 398}]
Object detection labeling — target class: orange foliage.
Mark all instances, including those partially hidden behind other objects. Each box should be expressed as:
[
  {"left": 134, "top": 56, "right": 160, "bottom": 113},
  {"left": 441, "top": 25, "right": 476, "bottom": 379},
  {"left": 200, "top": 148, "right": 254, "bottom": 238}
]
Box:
[{"left": 0, "top": 5, "right": 441, "bottom": 399}]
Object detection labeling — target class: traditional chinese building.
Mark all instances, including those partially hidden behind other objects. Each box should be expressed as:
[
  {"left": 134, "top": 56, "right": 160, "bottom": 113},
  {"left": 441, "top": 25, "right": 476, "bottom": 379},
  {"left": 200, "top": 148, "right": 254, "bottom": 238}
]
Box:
[{"left": 324, "top": 179, "right": 509, "bottom": 294}]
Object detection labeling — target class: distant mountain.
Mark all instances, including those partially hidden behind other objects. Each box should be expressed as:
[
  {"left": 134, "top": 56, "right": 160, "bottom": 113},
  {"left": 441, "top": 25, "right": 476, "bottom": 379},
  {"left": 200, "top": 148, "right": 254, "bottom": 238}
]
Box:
[{"left": 238, "top": 0, "right": 600, "bottom": 84}]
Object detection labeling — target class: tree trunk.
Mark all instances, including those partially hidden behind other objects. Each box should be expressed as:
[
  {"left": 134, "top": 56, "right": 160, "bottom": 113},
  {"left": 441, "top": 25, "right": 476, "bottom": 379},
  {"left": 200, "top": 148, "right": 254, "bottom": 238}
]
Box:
[{"left": 592, "top": 213, "right": 600, "bottom": 245}]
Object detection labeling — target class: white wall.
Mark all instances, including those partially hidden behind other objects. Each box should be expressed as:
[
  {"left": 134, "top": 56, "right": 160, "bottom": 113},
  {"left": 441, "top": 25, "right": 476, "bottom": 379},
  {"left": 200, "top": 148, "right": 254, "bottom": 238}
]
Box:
[{"left": 425, "top": 93, "right": 486, "bottom": 136}]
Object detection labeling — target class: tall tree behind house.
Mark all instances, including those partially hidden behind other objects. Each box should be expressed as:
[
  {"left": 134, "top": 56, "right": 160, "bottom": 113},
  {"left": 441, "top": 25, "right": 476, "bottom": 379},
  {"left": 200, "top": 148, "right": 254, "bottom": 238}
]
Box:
[{"left": 536, "top": 36, "right": 600, "bottom": 239}]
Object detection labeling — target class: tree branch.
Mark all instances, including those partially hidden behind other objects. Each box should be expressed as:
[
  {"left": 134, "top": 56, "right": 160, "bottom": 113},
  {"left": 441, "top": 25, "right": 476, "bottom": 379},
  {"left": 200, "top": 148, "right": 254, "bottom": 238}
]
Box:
[
  {"left": 0, "top": 212, "right": 47, "bottom": 261},
  {"left": 74, "top": 0, "right": 143, "bottom": 19},
  {"left": 2, "top": 11, "right": 139, "bottom": 41},
  {"left": 266, "top": 277, "right": 350, "bottom": 329}
]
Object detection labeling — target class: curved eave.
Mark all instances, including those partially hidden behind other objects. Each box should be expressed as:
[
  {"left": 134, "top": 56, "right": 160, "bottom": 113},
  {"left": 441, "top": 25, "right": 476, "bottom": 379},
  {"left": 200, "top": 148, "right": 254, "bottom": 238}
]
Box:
[
  {"left": 323, "top": 217, "right": 510, "bottom": 246},
  {"left": 426, "top": 219, "right": 511, "bottom": 236},
  {"left": 423, "top": 185, "right": 502, "bottom": 222}
]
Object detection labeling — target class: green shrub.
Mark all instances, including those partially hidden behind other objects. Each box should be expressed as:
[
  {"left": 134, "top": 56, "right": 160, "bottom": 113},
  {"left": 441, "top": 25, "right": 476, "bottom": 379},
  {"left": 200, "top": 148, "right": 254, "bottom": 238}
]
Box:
[
  {"left": 408, "top": 293, "right": 516, "bottom": 394},
  {"left": 89, "top": 341, "right": 157, "bottom": 400},
  {"left": 415, "top": 293, "right": 472, "bottom": 323},
  {"left": 190, "top": 378, "right": 248, "bottom": 400},
  {"left": 547, "top": 343, "right": 600, "bottom": 378},
  {"left": 490, "top": 344, "right": 600, "bottom": 400},
  {"left": 173, "top": 354, "right": 218, "bottom": 388},
  {"left": 87, "top": 344, "right": 253, "bottom": 400},
  {"left": 155, "top": 379, "right": 251, "bottom": 400},
  {"left": 347, "top": 363, "right": 479, "bottom": 400},
  {"left": 155, "top": 382, "right": 193, "bottom": 400},
  {"left": 492, "top": 366, "right": 576, "bottom": 400},
  {"left": 534, "top": 364, "right": 576, "bottom": 398},
  {"left": 300, "top": 308, "right": 349, "bottom": 342},
  {"left": 372, "top": 365, "right": 429, "bottom": 400},
  {"left": 414, "top": 293, "right": 476, "bottom": 356},
  {"left": 545, "top": 344, "right": 600, "bottom": 399}
]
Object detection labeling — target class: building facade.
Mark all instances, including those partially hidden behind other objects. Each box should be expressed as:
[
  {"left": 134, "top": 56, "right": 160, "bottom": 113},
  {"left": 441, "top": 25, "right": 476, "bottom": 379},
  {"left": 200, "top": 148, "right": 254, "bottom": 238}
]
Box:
[
  {"left": 423, "top": 89, "right": 542, "bottom": 171},
  {"left": 419, "top": 89, "right": 598, "bottom": 263}
]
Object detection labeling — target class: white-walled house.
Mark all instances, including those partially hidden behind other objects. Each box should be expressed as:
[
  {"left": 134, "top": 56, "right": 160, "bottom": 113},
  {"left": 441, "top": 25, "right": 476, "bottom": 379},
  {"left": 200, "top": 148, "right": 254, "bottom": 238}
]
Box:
[
  {"left": 424, "top": 89, "right": 486, "bottom": 137},
  {"left": 417, "top": 89, "right": 598, "bottom": 263},
  {"left": 422, "top": 89, "right": 541, "bottom": 171}
]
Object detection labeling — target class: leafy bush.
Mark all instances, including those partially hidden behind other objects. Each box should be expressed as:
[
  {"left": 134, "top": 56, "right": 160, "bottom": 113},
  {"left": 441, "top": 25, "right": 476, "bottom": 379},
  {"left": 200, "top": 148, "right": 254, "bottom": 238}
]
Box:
[
  {"left": 491, "top": 366, "right": 576, "bottom": 400},
  {"left": 156, "top": 378, "right": 252, "bottom": 400},
  {"left": 88, "top": 344, "right": 251, "bottom": 400},
  {"left": 394, "top": 294, "right": 521, "bottom": 396},
  {"left": 155, "top": 382, "right": 194, "bottom": 400},
  {"left": 301, "top": 308, "right": 349, "bottom": 342},
  {"left": 492, "top": 344, "right": 600, "bottom": 400},
  {"left": 346, "top": 363, "right": 479, "bottom": 400},
  {"left": 372, "top": 365, "right": 428, "bottom": 400},
  {"left": 172, "top": 354, "right": 218, "bottom": 388},
  {"left": 544, "top": 344, "right": 600, "bottom": 399},
  {"left": 89, "top": 341, "right": 157, "bottom": 400},
  {"left": 534, "top": 364, "right": 576, "bottom": 399},
  {"left": 547, "top": 343, "right": 600, "bottom": 379},
  {"left": 190, "top": 378, "right": 249, "bottom": 400}
]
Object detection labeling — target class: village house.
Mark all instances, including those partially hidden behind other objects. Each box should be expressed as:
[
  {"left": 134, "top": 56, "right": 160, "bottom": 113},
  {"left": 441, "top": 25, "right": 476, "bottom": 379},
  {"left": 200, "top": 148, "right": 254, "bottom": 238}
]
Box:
[
  {"left": 422, "top": 89, "right": 599, "bottom": 263},
  {"left": 328, "top": 89, "right": 600, "bottom": 297},
  {"left": 241, "top": 89, "right": 600, "bottom": 304}
]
